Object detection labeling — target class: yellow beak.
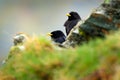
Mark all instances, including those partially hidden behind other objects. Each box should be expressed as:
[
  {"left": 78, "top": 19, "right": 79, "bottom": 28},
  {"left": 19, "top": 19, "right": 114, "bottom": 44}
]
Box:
[
  {"left": 47, "top": 33, "right": 53, "bottom": 36},
  {"left": 66, "top": 13, "right": 71, "bottom": 17}
]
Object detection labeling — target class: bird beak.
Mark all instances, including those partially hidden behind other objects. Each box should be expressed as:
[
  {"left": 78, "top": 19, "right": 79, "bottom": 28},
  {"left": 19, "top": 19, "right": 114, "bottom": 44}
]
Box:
[
  {"left": 66, "top": 13, "right": 71, "bottom": 17},
  {"left": 47, "top": 33, "right": 53, "bottom": 36}
]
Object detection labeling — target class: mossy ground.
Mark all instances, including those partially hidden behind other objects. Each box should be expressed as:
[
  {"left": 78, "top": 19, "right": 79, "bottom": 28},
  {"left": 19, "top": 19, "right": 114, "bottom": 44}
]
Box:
[{"left": 0, "top": 31, "right": 120, "bottom": 80}]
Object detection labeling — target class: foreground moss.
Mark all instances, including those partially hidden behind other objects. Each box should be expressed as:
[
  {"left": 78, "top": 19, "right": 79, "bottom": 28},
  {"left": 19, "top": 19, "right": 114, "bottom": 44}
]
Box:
[{"left": 0, "top": 31, "right": 120, "bottom": 80}]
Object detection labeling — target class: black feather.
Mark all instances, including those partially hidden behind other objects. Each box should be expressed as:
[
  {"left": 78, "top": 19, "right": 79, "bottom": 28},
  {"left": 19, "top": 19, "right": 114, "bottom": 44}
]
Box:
[
  {"left": 64, "top": 11, "right": 81, "bottom": 35},
  {"left": 50, "top": 30, "right": 66, "bottom": 44}
]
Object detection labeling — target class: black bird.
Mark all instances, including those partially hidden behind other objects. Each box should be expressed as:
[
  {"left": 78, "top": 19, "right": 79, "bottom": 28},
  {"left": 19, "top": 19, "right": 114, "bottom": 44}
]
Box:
[
  {"left": 47, "top": 30, "right": 66, "bottom": 44},
  {"left": 64, "top": 11, "right": 81, "bottom": 35}
]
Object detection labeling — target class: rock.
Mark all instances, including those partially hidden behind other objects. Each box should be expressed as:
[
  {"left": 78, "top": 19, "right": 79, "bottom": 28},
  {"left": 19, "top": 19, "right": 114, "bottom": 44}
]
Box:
[{"left": 63, "top": 0, "right": 120, "bottom": 47}]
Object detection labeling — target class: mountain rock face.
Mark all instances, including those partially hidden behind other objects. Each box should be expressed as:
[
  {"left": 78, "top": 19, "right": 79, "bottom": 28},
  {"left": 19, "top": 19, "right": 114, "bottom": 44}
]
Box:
[{"left": 63, "top": 0, "right": 120, "bottom": 47}]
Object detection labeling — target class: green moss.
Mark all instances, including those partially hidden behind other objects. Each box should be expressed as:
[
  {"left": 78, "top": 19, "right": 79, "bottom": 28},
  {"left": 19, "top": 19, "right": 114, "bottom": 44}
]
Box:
[
  {"left": 0, "top": 31, "right": 120, "bottom": 80},
  {"left": 104, "top": 0, "right": 110, "bottom": 4}
]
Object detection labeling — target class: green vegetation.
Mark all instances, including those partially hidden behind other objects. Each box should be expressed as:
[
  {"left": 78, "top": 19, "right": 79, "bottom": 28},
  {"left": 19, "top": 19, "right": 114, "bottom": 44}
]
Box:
[
  {"left": 104, "top": 0, "right": 110, "bottom": 4},
  {"left": 0, "top": 31, "right": 120, "bottom": 80}
]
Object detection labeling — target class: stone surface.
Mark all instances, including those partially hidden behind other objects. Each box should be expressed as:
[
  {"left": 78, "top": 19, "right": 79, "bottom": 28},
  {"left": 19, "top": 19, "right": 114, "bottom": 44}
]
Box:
[{"left": 63, "top": 0, "right": 120, "bottom": 47}]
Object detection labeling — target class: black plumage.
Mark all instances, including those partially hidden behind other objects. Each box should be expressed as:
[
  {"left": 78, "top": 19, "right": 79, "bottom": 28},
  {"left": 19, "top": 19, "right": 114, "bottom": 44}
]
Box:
[
  {"left": 48, "top": 30, "right": 66, "bottom": 44},
  {"left": 64, "top": 11, "right": 81, "bottom": 35}
]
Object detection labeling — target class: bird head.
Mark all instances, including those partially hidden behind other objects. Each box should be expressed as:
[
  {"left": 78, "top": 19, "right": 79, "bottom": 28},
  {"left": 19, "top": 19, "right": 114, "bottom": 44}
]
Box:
[{"left": 66, "top": 11, "right": 81, "bottom": 20}]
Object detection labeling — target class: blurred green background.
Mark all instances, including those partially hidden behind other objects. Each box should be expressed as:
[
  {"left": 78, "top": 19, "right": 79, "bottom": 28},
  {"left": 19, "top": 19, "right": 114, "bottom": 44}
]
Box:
[{"left": 0, "top": 0, "right": 103, "bottom": 64}]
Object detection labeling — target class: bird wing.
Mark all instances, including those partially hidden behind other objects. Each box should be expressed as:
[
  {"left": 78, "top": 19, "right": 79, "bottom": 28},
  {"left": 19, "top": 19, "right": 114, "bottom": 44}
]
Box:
[{"left": 65, "top": 19, "right": 80, "bottom": 35}]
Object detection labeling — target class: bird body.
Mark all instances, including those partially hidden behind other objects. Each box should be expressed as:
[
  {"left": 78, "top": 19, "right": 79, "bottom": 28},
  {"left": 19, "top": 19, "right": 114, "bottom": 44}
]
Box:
[
  {"left": 52, "top": 35, "right": 66, "bottom": 44},
  {"left": 64, "top": 11, "right": 81, "bottom": 35},
  {"left": 64, "top": 19, "right": 80, "bottom": 35},
  {"left": 48, "top": 30, "right": 66, "bottom": 44}
]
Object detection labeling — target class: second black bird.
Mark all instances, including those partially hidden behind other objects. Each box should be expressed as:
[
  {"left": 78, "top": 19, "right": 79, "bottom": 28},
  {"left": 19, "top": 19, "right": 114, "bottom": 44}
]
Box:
[
  {"left": 64, "top": 11, "right": 81, "bottom": 35},
  {"left": 48, "top": 30, "right": 66, "bottom": 44}
]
